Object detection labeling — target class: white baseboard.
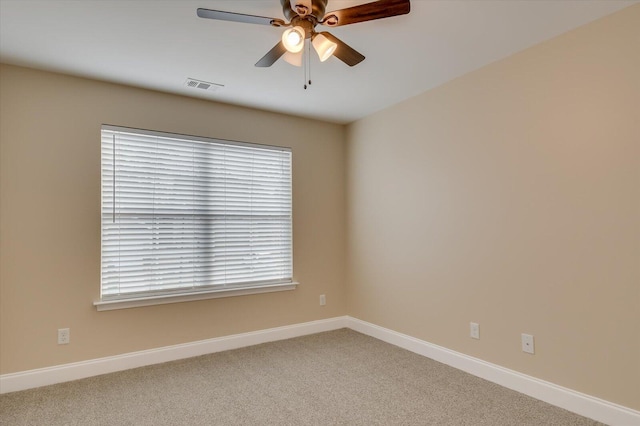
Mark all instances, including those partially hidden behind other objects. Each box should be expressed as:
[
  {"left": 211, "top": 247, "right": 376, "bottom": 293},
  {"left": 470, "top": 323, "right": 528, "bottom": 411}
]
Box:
[
  {"left": 0, "top": 316, "right": 349, "bottom": 394},
  {"left": 2, "top": 315, "right": 637, "bottom": 426},
  {"left": 346, "top": 316, "right": 640, "bottom": 426}
]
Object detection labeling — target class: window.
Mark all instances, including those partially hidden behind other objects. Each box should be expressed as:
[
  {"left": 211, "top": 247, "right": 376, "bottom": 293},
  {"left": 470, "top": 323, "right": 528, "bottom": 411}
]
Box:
[{"left": 97, "top": 125, "right": 294, "bottom": 310}]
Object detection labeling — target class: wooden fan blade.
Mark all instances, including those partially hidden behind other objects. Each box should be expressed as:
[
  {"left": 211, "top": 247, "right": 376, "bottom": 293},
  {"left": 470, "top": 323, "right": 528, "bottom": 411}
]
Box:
[
  {"left": 318, "top": 32, "right": 365, "bottom": 66},
  {"left": 321, "top": 0, "right": 410, "bottom": 27},
  {"left": 255, "top": 42, "right": 288, "bottom": 67},
  {"left": 197, "top": 8, "right": 280, "bottom": 26}
]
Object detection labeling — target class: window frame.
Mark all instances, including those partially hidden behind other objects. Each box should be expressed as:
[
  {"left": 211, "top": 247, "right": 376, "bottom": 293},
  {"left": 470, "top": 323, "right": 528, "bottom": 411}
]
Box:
[{"left": 95, "top": 125, "right": 296, "bottom": 311}]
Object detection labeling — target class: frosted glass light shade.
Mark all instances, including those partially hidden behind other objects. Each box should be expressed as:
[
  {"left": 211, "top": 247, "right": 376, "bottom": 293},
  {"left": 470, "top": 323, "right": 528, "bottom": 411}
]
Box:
[
  {"left": 282, "top": 26, "right": 305, "bottom": 53},
  {"left": 283, "top": 51, "right": 303, "bottom": 67},
  {"left": 312, "top": 34, "right": 337, "bottom": 62}
]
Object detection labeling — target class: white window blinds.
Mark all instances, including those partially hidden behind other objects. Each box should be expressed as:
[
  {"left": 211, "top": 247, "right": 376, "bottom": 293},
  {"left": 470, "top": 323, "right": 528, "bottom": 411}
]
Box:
[{"left": 100, "top": 126, "right": 292, "bottom": 300}]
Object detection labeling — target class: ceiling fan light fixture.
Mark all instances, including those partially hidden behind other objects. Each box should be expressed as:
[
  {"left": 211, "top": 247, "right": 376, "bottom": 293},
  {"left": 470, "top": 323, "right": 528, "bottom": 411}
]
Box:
[
  {"left": 282, "top": 26, "right": 305, "bottom": 53},
  {"left": 312, "top": 33, "right": 338, "bottom": 62}
]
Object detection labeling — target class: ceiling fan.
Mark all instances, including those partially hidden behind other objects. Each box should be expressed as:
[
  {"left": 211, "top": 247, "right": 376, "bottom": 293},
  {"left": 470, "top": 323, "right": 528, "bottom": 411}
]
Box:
[{"left": 197, "top": 0, "right": 410, "bottom": 68}]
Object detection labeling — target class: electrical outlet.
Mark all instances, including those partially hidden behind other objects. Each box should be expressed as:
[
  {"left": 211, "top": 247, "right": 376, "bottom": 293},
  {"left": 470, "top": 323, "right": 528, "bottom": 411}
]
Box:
[
  {"left": 470, "top": 322, "right": 480, "bottom": 339},
  {"left": 521, "top": 333, "right": 534, "bottom": 354},
  {"left": 58, "top": 328, "right": 70, "bottom": 345},
  {"left": 319, "top": 294, "right": 326, "bottom": 306}
]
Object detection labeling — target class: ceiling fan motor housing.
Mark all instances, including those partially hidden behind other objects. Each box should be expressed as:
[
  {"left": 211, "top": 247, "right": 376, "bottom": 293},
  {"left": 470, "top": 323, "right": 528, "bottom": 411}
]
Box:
[{"left": 282, "top": 0, "right": 328, "bottom": 23}]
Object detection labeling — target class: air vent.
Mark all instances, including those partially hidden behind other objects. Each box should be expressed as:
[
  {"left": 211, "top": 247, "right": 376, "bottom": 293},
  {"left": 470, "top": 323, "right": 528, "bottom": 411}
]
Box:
[{"left": 184, "top": 78, "right": 224, "bottom": 92}]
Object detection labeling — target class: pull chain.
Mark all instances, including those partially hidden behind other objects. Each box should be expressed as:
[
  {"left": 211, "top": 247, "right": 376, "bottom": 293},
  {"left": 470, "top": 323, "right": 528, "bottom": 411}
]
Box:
[
  {"left": 303, "top": 40, "right": 312, "bottom": 90},
  {"left": 307, "top": 40, "right": 312, "bottom": 87},
  {"left": 303, "top": 40, "right": 307, "bottom": 89}
]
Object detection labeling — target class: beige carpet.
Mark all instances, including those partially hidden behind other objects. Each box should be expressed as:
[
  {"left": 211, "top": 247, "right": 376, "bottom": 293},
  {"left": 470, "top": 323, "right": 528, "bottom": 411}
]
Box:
[{"left": 1, "top": 329, "right": 602, "bottom": 425}]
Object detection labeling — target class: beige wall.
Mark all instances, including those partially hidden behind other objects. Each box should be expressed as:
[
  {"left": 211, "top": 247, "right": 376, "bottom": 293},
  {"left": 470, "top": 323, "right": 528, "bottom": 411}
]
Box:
[
  {"left": 346, "top": 6, "right": 639, "bottom": 410},
  {"left": 0, "top": 64, "right": 346, "bottom": 373}
]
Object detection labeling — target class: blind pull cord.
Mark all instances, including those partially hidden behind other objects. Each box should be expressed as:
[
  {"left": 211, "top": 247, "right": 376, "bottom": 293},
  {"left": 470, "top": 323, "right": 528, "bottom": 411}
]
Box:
[{"left": 112, "top": 134, "right": 116, "bottom": 223}]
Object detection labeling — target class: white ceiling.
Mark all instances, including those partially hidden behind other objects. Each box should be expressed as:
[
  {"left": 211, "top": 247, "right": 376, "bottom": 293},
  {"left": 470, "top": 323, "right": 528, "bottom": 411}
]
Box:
[{"left": 0, "top": 0, "right": 635, "bottom": 124}]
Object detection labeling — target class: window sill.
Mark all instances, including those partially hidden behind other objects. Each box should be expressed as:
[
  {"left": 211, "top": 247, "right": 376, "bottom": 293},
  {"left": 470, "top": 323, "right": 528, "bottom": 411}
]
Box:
[{"left": 94, "top": 282, "right": 298, "bottom": 311}]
